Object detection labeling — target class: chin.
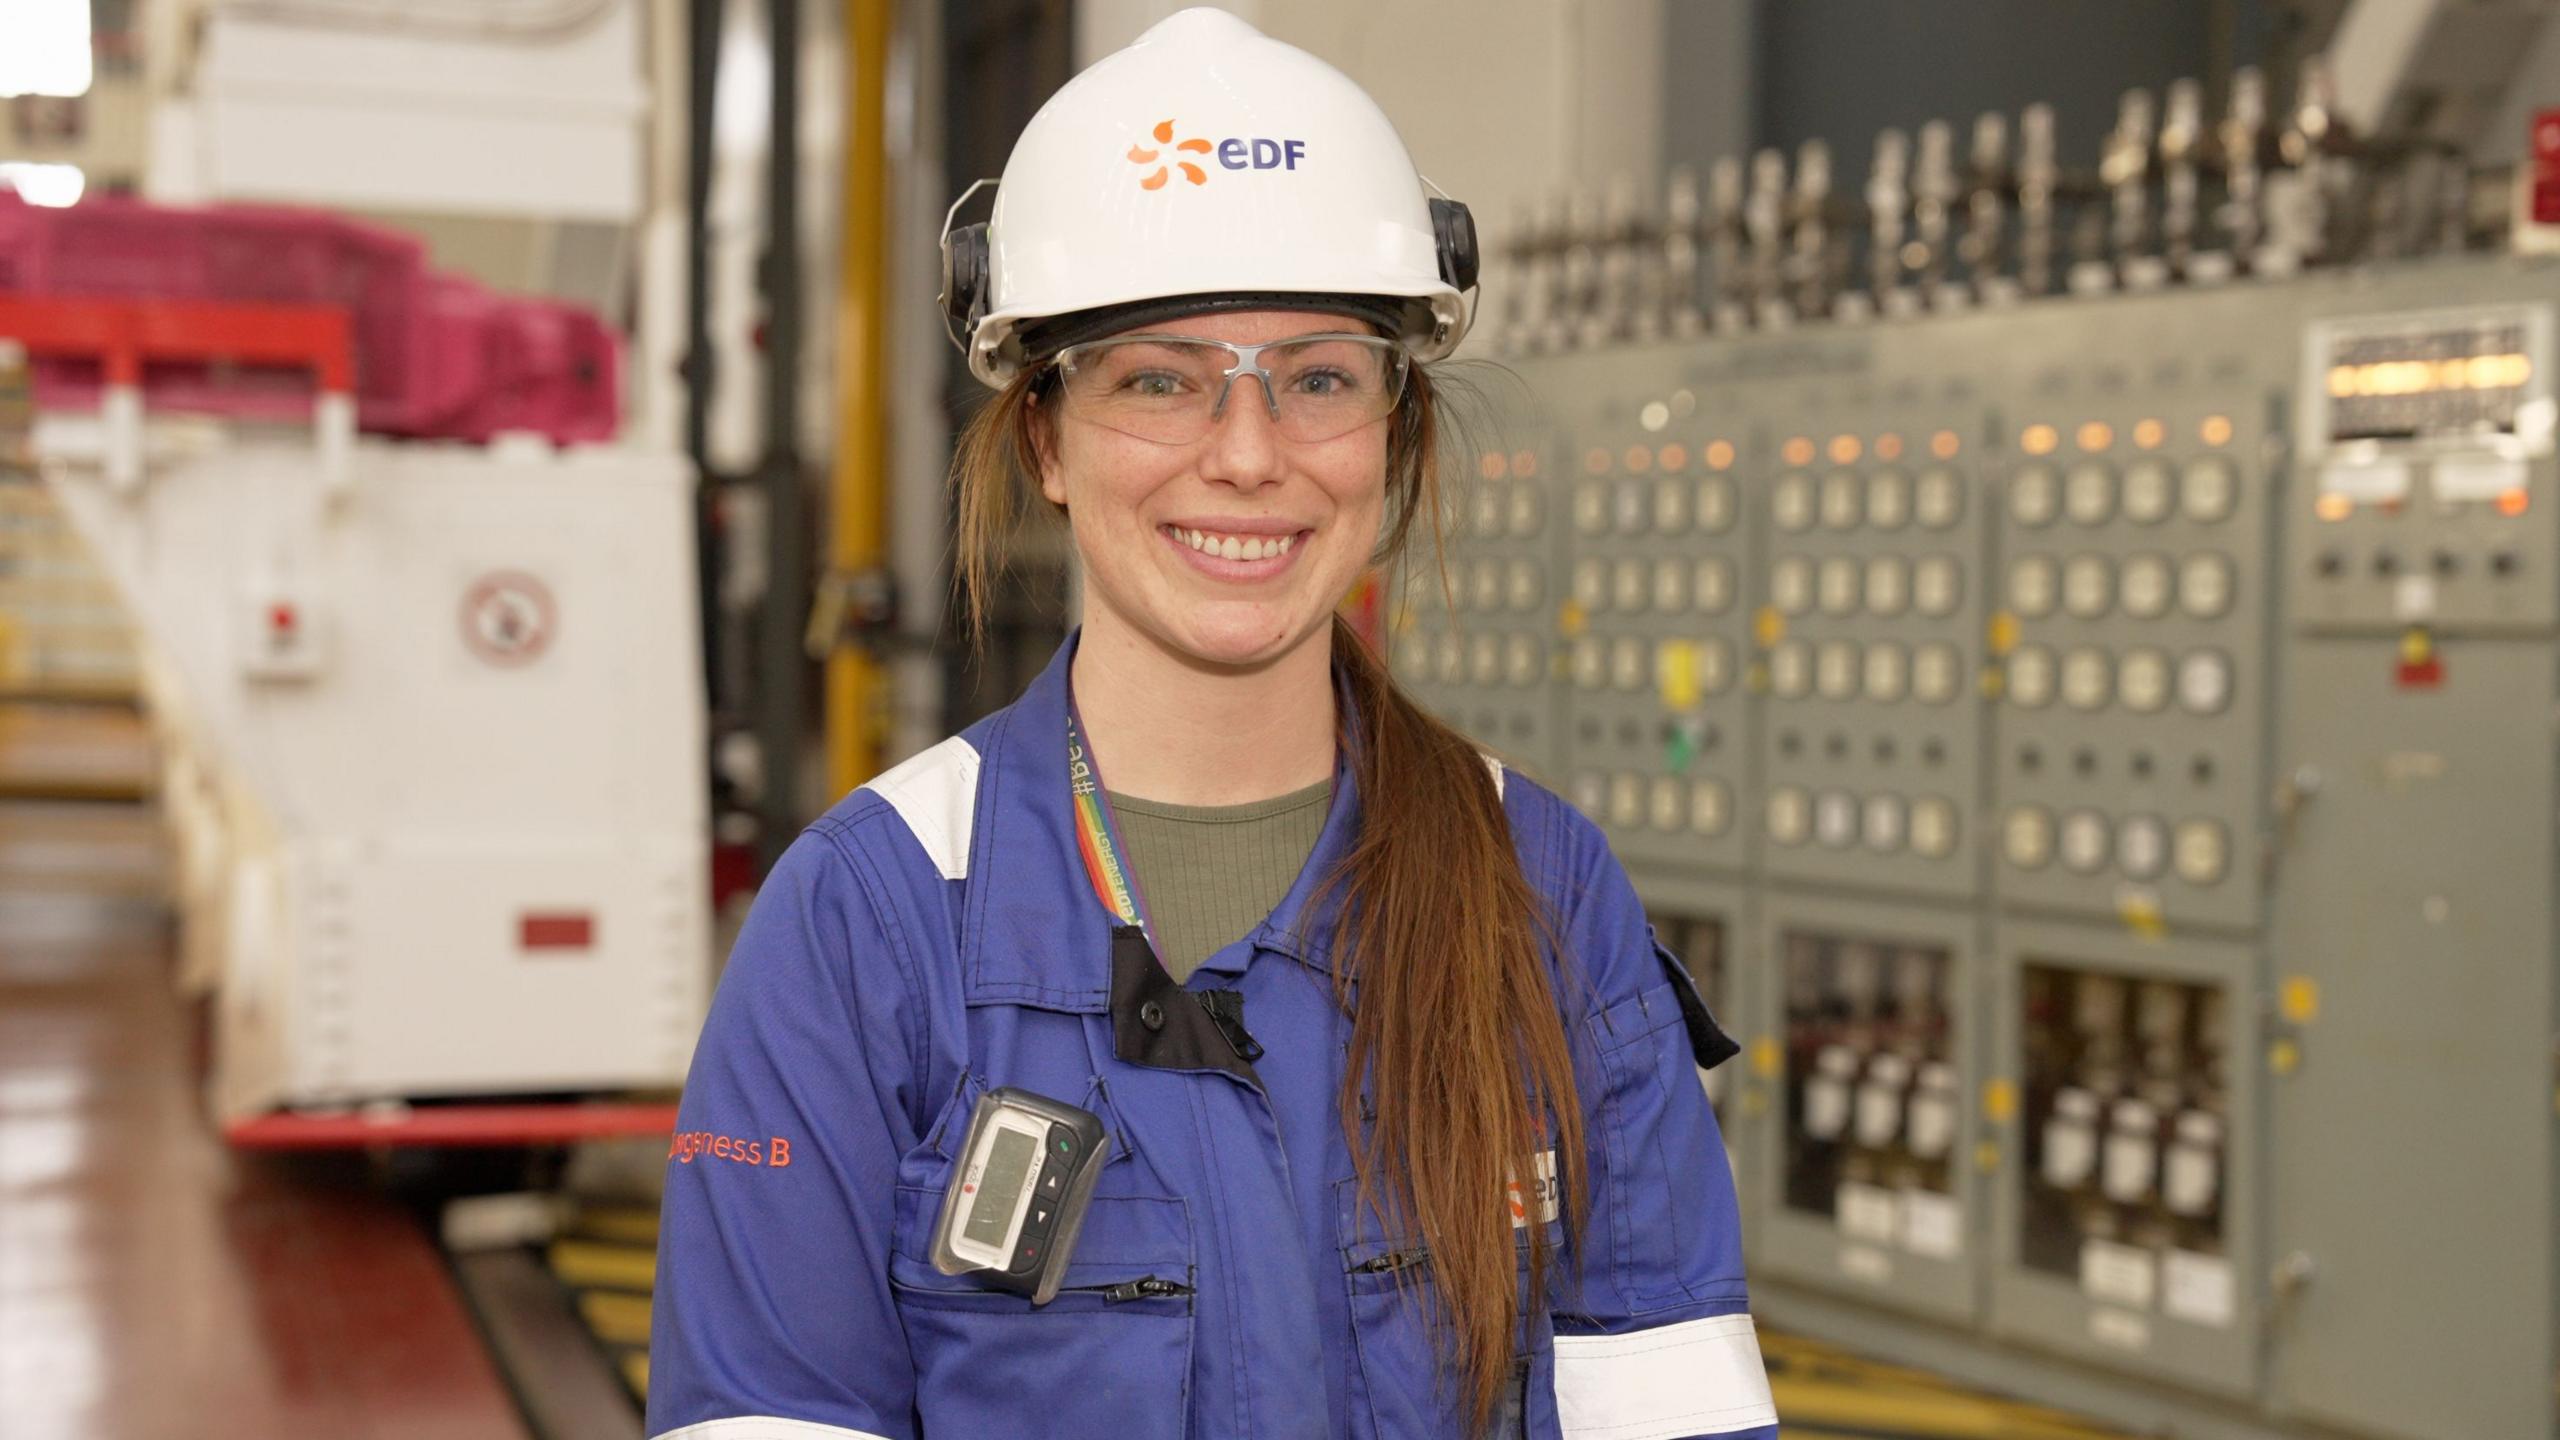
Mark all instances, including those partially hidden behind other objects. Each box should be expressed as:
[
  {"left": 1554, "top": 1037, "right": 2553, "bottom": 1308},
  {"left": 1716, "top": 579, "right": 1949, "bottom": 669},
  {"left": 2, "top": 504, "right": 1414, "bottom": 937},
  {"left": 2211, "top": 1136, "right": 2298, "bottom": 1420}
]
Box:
[{"left": 1159, "top": 604, "right": 1325, "bottom": 672}]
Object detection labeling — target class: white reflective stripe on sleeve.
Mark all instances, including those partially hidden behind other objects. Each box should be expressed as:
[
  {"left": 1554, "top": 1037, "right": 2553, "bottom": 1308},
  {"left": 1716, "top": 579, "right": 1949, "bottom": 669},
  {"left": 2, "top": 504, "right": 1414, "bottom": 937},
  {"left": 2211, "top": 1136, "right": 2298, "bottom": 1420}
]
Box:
[
  {"left": 1483, "top": 753, "right": 1505, "bottom": 800},
  {"left": 861, "top": 735, "right": 981, "bottom": 879},
  {"left": 651, "top": 1418, "right": 894, "bottom": 1440},
  {"left": 1554, "top": 1313, "right": 1777, "bottom": 1439}
]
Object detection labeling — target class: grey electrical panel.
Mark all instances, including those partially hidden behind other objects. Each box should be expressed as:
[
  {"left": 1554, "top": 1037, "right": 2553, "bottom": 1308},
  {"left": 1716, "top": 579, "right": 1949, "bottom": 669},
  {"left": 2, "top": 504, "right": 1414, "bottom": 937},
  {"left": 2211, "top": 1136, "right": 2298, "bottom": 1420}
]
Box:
[{"left": 1391, "top": 64, "right": 2560, "bottom": 1440}]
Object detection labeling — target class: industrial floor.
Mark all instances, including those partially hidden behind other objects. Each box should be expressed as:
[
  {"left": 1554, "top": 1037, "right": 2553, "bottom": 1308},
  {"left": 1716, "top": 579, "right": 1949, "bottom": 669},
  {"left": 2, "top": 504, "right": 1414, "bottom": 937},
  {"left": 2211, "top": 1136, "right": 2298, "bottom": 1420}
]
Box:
[
  {"left": 0, "top": 706, "right": 2137, "bottom": 1440},
  {"left": 0, "top": 789, "right": 530, "bottom": 1440}
]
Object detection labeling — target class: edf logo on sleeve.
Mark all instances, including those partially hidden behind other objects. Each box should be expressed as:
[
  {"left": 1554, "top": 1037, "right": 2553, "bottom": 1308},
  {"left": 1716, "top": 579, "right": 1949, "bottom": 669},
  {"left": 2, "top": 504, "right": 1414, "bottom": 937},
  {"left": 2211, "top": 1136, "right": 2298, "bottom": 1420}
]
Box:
[{"left": 1127, "top": 119, "right": 1305, "bottom": 190}]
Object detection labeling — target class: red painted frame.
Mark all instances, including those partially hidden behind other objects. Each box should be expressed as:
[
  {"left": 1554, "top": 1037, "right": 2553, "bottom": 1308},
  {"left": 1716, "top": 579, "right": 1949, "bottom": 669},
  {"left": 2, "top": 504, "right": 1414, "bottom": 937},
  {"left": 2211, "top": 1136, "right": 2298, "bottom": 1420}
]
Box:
[
  {"left": 0, "top": 292, "right": 354, "bottom": 394},
  {"left": 224, "top": 1102, "right": 682, "bottom": 1150}
]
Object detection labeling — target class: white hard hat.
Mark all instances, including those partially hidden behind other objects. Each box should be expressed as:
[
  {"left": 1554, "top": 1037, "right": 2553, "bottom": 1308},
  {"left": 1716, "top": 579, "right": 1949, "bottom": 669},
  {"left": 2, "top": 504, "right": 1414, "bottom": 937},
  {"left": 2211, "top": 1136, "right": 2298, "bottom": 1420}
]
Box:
[{"left": 939, "top": 6, "right": 1478, "bottom": 388}]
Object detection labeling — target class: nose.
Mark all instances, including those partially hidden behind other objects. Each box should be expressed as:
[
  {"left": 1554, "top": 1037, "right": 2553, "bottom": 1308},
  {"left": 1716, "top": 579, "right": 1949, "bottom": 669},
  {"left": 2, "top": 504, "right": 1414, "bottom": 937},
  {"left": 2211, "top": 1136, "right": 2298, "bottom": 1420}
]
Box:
[{"left": 1196, "top": 372, "right": 1287, "bottom": 488}]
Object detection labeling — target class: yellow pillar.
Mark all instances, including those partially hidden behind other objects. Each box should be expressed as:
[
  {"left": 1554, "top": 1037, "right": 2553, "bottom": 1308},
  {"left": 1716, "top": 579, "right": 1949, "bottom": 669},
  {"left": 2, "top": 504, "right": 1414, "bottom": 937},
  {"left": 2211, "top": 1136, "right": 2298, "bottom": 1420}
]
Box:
[{"left": 821, "top": 0, "right": 892, "bottom": 800}]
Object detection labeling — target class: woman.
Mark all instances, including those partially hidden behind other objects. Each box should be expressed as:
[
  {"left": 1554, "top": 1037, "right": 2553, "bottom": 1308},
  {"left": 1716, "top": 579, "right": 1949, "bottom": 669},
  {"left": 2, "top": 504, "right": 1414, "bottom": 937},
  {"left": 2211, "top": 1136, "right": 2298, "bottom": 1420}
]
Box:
[{"left": 648, "top": 10, "right": 1773, "bottom": 1439}]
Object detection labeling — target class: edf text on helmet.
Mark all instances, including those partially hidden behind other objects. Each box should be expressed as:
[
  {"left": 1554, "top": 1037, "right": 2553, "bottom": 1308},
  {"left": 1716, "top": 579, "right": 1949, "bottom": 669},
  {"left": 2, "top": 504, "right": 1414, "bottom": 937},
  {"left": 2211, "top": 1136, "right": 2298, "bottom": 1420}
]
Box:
[{"left": 1217, "top": 138, "right": 1307, "bottom": 170}]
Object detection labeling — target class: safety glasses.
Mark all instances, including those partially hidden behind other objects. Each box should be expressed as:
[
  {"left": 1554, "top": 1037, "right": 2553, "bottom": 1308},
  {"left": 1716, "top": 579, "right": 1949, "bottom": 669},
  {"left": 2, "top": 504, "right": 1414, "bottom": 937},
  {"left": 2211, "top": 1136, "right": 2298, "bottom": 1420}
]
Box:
[{"left": 1051, "top": 332, "right": 1411, "bottom": 446}]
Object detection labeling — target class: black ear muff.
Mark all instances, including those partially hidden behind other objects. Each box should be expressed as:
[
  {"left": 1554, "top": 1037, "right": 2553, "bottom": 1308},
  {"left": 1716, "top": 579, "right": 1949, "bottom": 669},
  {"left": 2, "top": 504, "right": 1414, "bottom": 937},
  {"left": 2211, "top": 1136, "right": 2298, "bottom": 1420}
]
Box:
[
  {"left": 939, "top": 221, "right": 992, "bottom": 343},
  {"left": 1429, "top": 197, "right": 1479, "bottom": 292}
]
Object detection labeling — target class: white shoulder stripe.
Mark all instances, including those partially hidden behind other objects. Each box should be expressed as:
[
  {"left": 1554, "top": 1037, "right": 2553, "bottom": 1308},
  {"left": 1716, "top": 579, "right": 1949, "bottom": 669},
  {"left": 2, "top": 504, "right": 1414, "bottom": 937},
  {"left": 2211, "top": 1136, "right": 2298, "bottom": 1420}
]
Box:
[
  {"left": 1483, "top": 753, "right": 1504, "bottom": 800},
  {"left": 651, "top": 1419, "right": 892, "bottom": 1440},
  {"left": 860, "top": 735, "right": 981, "bottom": 880},
  {"left": 1554, "top": 1313, "right": 1776, "bottom": 1438}
]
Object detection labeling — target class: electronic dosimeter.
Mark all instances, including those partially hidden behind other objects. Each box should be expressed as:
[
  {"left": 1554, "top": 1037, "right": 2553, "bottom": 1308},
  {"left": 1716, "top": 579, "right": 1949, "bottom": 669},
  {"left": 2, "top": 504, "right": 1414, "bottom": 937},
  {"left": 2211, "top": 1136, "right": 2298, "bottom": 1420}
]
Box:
[{"left": 931, "top": 1087, "right": 1109, "bottom": 1304}]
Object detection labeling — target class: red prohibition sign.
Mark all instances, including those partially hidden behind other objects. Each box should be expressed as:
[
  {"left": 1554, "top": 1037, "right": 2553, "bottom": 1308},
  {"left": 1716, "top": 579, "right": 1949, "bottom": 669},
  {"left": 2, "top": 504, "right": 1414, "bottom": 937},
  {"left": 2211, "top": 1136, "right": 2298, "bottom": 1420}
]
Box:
[{"left": 460, "top": 570, "right": 558, "bottom": 667}]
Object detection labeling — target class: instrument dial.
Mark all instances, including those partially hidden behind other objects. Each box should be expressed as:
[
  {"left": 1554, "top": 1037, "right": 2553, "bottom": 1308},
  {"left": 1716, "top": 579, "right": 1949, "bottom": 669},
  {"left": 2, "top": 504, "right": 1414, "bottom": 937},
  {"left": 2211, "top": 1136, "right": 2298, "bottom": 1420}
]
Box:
[
  {"left": 2010, "top": 464, "right": 2060, "bottom": 527},
  {"left": 2005, "top": 806, "right": 2055, "bottom": 868},
  {"left": 2064, "top": 462, "right": 2115, "bottom": 525}
]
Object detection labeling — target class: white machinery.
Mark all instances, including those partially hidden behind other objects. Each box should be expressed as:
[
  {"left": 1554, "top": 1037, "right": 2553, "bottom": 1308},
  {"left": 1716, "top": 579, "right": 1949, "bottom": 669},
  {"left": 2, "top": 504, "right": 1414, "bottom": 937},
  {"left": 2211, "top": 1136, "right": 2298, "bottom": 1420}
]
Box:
[{"left": 37, "top": 409, "right": 710, "bottom": 1127}]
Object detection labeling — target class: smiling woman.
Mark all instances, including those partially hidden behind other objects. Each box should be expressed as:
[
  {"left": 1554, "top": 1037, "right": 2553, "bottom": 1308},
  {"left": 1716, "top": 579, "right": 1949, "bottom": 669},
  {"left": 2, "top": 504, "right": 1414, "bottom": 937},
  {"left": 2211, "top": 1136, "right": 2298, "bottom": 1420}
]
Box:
[{"left": 647, "top": 10, "right": 1772, "bottom": 1440}]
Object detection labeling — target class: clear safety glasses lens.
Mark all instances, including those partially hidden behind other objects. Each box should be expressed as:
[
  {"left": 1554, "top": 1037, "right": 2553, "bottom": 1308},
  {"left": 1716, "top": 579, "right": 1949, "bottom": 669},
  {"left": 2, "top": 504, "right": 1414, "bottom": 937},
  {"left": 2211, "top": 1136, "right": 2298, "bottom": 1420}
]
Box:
[{"left": 1054, "top": 333, "right": 1410, "bottom": 446}]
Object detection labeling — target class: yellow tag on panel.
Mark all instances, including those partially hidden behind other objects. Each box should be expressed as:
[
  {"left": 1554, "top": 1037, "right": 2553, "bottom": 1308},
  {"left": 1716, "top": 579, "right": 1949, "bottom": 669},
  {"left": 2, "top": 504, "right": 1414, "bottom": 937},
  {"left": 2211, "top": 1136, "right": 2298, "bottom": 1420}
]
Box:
[
  {"left": 1753, "top": 606, "right": 1785, "bottom": 648},
  {"left": 1982, "top": 1078, "right": 2018, "bottom": 1123},
  {"left": 1657, "top": 641, "right": 1702, "bottom": 710},
  {"left": 2280, "top": 975, "right": 2320, "bottom": 1024},
  {"left": 1987, "top": 610, "right": 2021, "bottom": 656},
  {"left": 1750, "top": 1035, "right": 1782, "bottom": 1079}
]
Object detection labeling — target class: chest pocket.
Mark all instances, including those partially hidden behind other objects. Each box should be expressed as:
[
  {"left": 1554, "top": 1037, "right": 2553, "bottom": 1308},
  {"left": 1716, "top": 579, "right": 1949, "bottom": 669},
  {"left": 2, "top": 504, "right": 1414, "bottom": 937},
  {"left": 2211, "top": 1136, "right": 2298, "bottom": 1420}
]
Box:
[
  {"left": 1333, "top": 1176, "right": 1561, "bottom": 1440},
  {"left": 890, "top": 1074, "right": 1199, "bottom": 1440}
]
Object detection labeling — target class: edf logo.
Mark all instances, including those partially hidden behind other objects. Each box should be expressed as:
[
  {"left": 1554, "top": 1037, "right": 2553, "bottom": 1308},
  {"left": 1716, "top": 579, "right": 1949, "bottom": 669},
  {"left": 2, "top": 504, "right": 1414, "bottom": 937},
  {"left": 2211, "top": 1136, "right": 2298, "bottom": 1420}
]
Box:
[
  {"left": 1216, "top": 137, "right": 1307, "bottom": 171},
  {"left": 1128, "top": 119, "right": 1305, "bottom": 190}
]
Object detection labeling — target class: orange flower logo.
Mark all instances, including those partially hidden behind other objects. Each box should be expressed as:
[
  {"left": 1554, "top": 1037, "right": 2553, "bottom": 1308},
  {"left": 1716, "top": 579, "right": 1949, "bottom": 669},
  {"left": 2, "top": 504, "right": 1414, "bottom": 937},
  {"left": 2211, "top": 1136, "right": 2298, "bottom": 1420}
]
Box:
[{"left": 1128, "top": 119, "right": 1211, "bottom": 190}]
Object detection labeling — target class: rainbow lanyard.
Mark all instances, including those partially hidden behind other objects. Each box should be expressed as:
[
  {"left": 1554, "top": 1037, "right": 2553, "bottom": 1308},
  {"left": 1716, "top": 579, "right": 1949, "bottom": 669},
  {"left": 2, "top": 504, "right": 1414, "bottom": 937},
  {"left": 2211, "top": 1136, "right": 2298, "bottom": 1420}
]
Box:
[{"left": 1065, "top": 700, "right": 1156, "bottom": 943}]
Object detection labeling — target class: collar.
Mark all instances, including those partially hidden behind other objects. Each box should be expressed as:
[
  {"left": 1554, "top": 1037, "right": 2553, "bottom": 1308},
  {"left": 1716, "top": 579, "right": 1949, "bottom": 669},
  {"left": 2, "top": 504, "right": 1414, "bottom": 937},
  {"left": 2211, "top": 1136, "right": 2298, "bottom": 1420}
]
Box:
[{"left": 960, "top": 628, "right": 1363, "bottom": 1013}]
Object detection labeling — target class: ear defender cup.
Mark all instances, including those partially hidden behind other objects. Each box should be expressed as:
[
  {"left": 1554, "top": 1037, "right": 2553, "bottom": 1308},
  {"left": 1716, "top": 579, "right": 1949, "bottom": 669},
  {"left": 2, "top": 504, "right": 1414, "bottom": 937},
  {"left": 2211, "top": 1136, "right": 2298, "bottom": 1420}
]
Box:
[
  {"left": 1430, "top": 197, "right": 1480, "bottom": 292},
  {"left": 941, "top": 222, "right": 992, "bottom": 338}
]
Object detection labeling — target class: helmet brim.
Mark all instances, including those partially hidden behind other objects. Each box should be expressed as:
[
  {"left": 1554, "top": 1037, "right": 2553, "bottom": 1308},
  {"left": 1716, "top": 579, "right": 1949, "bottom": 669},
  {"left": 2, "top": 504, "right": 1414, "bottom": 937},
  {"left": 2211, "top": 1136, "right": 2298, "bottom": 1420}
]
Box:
[{"left": 1015, "top": 291, "right": 1413, "bottom": 367}]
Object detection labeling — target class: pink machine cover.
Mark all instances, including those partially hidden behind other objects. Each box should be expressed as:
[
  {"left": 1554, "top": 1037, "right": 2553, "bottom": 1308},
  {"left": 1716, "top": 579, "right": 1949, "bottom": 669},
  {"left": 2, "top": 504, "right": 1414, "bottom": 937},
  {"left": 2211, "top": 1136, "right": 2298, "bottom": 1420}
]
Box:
[{"left": 0, "top": 191, "right": 619, "bottom": 445}]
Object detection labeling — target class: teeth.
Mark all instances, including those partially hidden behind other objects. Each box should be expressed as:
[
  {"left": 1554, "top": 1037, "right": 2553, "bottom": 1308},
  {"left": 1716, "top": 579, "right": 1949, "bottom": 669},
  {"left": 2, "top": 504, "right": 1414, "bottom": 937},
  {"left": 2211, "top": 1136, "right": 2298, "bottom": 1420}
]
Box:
[{"left": 1168, "top": 526, "right": 1299, "bottom": 560}]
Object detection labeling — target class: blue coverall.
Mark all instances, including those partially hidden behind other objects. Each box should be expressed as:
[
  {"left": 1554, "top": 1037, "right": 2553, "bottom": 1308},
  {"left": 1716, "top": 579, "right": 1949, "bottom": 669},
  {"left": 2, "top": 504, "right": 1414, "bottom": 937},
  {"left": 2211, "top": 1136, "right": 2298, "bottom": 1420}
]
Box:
[{"left": 648, "top": 632, "right": 1778, "bottom": 1439}]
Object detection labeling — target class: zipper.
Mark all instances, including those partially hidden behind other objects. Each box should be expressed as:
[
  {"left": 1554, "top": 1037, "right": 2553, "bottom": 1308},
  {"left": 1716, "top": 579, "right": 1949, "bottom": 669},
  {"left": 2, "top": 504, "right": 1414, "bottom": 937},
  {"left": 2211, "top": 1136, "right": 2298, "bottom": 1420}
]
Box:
[
  {"left": 1077, "top": 1275, "right": 1196, "bottom": 1304},
  {"left": 1350, "top": 1247, "right": 1429, "bottom": 1276}
]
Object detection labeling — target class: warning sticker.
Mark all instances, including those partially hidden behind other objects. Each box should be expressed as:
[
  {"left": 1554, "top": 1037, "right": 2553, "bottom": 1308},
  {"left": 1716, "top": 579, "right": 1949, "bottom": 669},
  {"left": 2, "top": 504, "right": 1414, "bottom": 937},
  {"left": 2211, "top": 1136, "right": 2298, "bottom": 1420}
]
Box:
[{"left": 461, "top": 571, "right": 558, "bottom": 667}]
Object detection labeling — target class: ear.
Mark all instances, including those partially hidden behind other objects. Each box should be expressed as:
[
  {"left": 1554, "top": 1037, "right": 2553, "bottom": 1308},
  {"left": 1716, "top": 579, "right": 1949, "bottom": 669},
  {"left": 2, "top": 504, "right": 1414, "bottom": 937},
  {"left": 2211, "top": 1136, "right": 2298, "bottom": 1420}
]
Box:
[{"left": 1029, "top": 392, "right": 1068, "bottom": 508}]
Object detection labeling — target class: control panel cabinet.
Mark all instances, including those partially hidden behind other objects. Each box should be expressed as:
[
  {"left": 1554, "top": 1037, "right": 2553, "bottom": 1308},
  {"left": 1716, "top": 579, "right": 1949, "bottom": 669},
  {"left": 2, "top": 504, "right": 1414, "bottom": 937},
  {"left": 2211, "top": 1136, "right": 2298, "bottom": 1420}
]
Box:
[
  {"left": 1528, "top": 344, "right": 1758, "bottom": 882},
  {"left": 2263, "top": 263, "right": 2560, "bottom": 1440},
  {"left": 1985, "top": 919, "right": 2259, "bottom": 1401},
  {"left": 1979, "top": 292, "right": 2282, "bottom": 936},
  {"left": 1753, "top": 891, "right": 1979, "bottom": 1324},
  {"left": 1388, "top": 253, "right": 2560, "bottom": 1440},
  {"left": 1396, "top": 423, "right": 1565, "bottom": 781}
]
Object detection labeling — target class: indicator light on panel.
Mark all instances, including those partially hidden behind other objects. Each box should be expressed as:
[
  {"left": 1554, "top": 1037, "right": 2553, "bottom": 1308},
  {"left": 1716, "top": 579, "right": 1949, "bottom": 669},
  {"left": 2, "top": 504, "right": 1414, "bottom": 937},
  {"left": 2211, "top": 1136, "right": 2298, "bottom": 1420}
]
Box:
[
  {"left": 1930, "top": 429, "right": 1960, "bottom": 459},
  {"left": 1828, "top": 434, "right": 1863, "bottom": 465},
  {"left": 2497, "top": 487, "right": 2531, "bottom": 517},
  {"left": 2076, "top": 420, "right": 2114, "bottom": 452},
  {"left": 1783, "top": 436, "right": 1815, "bottom": 466},
  {"left": 2021, "top": 423, "right": 2059, "bottom": 456},
  {"left": 1706, "top": 439, "right": 1736, "bottom": 471},
  {"left": 1876, "top": 433, "right": 1905, "bottom": 460},
  {"left": 2200, "top": 414, "right": 2234, "bottom": 446},
  {"left": 2315, "top": 492, "right": 2354, "bottom": 521},
  {"left": 2132, "top": 418, "right": 2165, "bottom": 449}
]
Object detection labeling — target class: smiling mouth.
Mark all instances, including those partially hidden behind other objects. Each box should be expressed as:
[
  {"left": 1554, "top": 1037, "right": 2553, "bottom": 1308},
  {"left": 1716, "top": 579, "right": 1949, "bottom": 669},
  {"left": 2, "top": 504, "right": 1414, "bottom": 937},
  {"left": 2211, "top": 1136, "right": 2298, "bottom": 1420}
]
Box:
[{"left": 1160, "top": 524, "right": 1309, "bottom": 563}]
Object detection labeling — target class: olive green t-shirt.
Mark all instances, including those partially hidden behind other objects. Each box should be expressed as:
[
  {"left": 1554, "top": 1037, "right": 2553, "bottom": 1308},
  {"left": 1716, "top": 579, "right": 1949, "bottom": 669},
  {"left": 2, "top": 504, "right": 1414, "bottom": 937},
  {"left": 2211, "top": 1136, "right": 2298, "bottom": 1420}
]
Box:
[{"left": 1103, "top": 778, "right": 1333, "bottom": 983}]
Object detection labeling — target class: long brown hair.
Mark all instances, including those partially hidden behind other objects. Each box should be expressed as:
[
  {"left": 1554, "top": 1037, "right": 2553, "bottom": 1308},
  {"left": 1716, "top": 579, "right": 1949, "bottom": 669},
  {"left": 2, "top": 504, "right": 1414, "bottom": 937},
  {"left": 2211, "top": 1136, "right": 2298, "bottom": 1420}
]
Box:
[{"left": 951, "top": 357, "right": 1585, "bottom": 1429}]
